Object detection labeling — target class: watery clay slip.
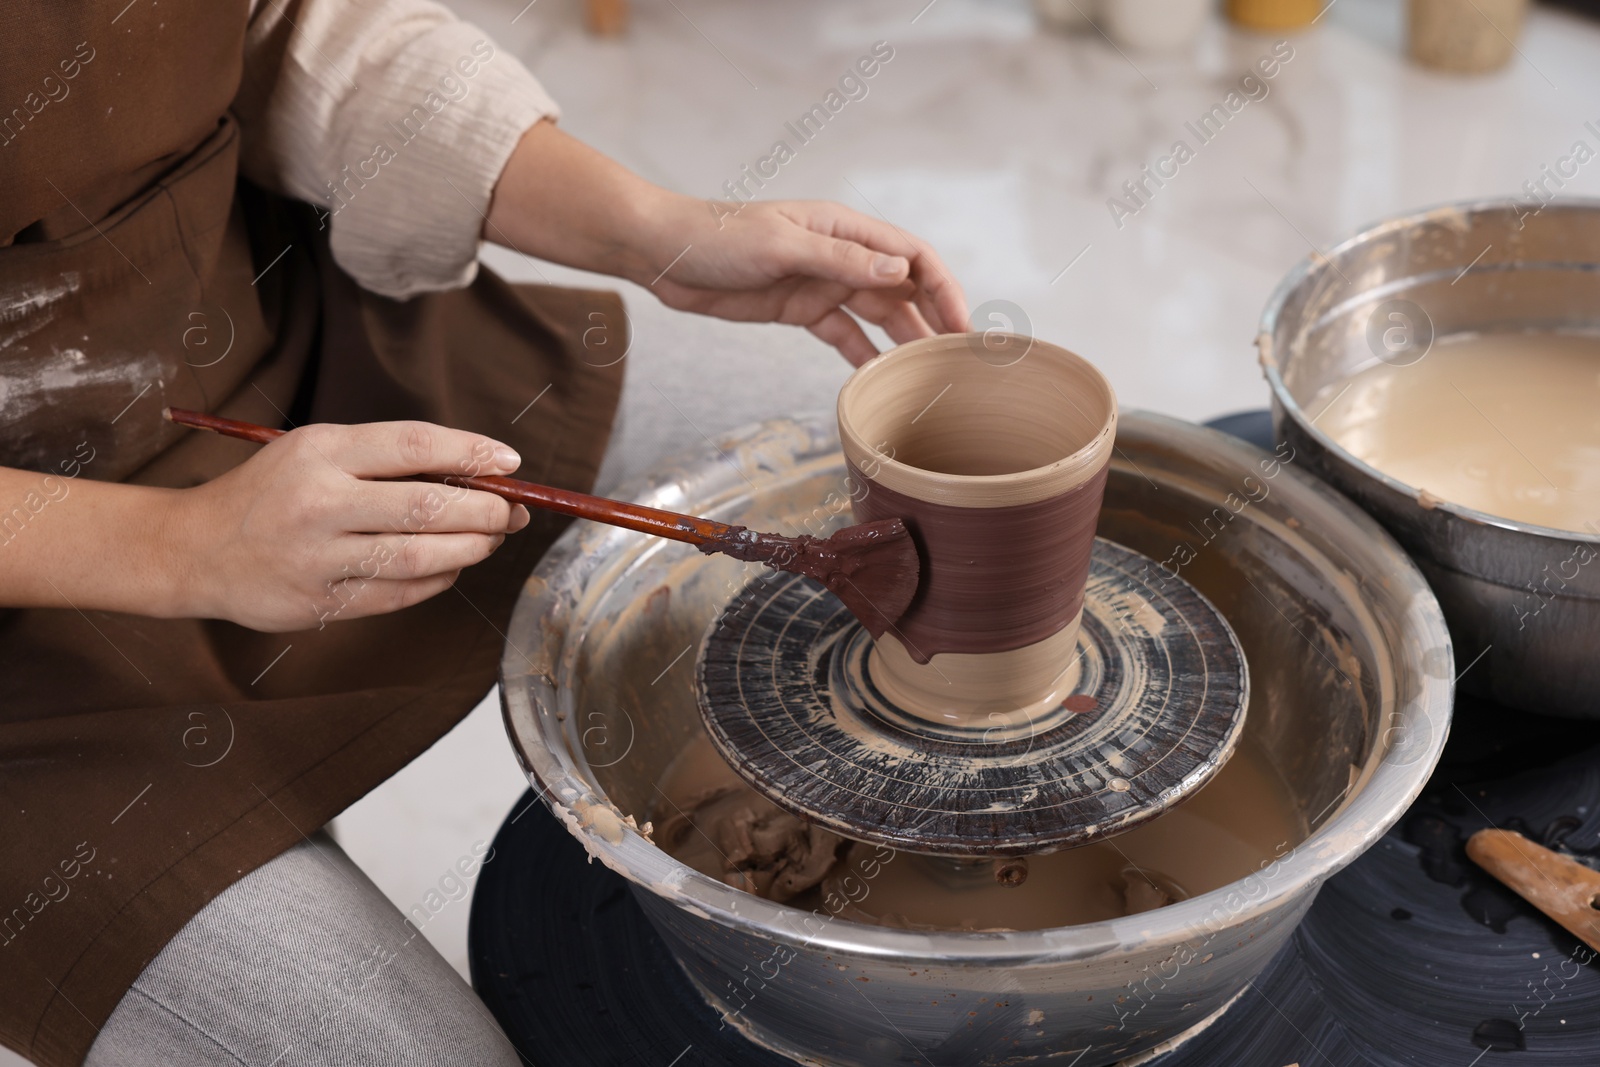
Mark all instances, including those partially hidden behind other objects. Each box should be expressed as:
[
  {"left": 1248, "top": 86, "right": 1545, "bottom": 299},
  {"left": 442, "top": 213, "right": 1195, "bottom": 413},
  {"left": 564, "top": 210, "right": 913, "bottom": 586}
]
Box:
[
  {"left": 836, "top": 333, "right": 1116, "bottom": 726},
  {"left": 1309, "top": 331, "right": 1600, "bottom": 534}
]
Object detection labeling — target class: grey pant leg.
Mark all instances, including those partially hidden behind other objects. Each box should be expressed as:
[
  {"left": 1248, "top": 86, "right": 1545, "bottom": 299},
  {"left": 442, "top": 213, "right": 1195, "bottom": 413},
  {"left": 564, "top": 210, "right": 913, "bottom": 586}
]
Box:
[{"left": 85, "top": 833, "right": 523, "bottom": 1067}]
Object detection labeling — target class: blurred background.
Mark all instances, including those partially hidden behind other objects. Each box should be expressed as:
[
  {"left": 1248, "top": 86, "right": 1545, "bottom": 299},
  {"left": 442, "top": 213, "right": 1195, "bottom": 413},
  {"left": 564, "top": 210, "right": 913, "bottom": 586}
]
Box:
[{"left": 9, "top": 6, "right": 1594, "bottom": 1062}]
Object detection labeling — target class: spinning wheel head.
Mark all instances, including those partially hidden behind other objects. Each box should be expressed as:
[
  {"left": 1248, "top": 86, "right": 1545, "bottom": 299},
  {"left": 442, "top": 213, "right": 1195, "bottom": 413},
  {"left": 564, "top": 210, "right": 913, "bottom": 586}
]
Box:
[{"left": 696, "top": 538, "right": 1249, "bottom": 856}]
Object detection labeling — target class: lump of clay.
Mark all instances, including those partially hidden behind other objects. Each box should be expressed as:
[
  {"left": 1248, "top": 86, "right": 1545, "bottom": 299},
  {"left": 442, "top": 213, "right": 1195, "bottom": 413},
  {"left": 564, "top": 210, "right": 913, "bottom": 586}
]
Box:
[
  {"left": 1118, "top": 866, "right": 1188, "bottom": 915},
  {"left": 658, "top": 785, "right": 845, "bottom": 903}
]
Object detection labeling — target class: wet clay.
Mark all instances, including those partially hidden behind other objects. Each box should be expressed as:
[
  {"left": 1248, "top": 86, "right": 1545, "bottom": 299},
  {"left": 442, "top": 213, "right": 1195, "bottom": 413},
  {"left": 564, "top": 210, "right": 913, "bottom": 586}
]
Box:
[
  {"left": 654, "top": 731, "right": 845, "bottom": 902},
  {"left": 846, "top": 463, "right": 1109, "bottom": 659},
  {"left": 656, "top": 733, "right": 1304, "bottom": 931},
  {"left": 696, "top": 518, "right": 919, "bottom": 639},
  {"left": 1311, "top": 332, "right": 1600, "bottom": 533},
  {"left": 836, "top": 334, "right": 1116, "bottom": 725}
]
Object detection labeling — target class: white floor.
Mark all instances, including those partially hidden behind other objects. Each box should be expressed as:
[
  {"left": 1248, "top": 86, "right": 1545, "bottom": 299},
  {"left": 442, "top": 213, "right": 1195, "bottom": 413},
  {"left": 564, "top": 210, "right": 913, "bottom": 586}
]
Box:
[{"left": 14, "top": 2, "right": 1600, "bottom": 1064}]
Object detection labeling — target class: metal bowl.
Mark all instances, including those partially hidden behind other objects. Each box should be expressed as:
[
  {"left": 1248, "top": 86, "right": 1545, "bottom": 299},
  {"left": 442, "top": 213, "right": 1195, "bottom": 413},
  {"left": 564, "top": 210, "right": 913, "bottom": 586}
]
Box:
[
  {"left": 1260, "top": 197, "right": 1600, "bottom": 717},
  {"left": 500, "top": 412, "right": 1452, "bottom": 1066}
]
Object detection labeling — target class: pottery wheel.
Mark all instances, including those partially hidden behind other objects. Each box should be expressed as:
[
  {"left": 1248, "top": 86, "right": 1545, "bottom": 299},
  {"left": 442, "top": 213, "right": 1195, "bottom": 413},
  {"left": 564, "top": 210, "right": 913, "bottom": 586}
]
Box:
[
  {"left": 471, "top": 699, "right": 1600, "bottom": 1067},
  {"left": 696, "top": 537, "right": 1248, "bottom": 856}
]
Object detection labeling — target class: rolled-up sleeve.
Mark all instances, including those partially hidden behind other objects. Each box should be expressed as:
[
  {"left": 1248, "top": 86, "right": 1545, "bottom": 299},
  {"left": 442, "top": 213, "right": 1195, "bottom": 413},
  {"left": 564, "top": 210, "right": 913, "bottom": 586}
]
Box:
[{"left": 235, "top": 0, "right": 557, "bottom": 299}]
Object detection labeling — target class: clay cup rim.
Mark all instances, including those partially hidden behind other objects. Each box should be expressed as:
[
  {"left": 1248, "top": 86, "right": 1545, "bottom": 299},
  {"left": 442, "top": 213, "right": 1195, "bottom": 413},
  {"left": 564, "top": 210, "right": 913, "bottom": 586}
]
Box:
[{"left": 837, "top": 332, "right": 1117, "bottom": 508}]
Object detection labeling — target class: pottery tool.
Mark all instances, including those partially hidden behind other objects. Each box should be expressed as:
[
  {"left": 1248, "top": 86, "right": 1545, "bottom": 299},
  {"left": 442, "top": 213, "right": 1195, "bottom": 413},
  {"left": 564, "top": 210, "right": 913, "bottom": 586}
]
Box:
[
  {"left": 1467, "top": 827, "right": 1600, "bottom": 952},
  {"left": 161, "top": 408, "right": 920, "bottom": 635},
  {"left": 696, "top": 539, "right": 1249, "bottom": 856}
]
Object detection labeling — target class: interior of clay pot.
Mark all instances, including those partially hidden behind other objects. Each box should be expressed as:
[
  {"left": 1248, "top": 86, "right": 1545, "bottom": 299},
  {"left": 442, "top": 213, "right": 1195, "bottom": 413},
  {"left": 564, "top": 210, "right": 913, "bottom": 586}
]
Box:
[{"left": 839, "top": 337, "right": 1114, "bottom": 477}]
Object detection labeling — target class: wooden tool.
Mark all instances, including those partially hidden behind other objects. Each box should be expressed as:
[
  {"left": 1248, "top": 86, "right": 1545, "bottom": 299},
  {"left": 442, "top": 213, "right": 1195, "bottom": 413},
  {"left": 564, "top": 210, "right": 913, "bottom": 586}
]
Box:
[
  {"left": 1467, "top": 827, "right": 1600, "bottom": 952},
  {"left": 162, "top": 408, "right": 920, "bottom": 635}
]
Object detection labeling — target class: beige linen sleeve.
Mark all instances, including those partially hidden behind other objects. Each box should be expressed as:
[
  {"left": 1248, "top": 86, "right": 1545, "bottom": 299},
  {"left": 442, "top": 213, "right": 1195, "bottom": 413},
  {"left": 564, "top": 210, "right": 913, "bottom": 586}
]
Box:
[{"left": 235, "top": 0, "right": 558, "bottom": 299}]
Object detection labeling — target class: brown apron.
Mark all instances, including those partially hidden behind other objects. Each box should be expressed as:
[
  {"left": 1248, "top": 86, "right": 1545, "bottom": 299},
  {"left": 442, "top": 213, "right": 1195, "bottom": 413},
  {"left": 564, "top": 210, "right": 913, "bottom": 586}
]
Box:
[{"left": 0, "top": 4, "right": 625, "bottom": 1064}]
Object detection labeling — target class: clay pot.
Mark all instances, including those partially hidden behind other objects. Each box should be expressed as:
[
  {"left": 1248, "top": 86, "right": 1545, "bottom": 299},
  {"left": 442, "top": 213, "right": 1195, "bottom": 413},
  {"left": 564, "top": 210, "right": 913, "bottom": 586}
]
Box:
[{"left": 836, "top": 333, "right": 1116, "bottom": 730}]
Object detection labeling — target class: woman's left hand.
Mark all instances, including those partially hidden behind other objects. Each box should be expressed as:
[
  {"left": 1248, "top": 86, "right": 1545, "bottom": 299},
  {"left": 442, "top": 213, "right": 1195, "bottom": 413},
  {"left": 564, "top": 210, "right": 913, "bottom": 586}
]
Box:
[
  {"left": 486, "top": 121, "right": 969, "bottom": 365},
  {"left": 637, "top": 197, "right": 969, "bottom": 366}
]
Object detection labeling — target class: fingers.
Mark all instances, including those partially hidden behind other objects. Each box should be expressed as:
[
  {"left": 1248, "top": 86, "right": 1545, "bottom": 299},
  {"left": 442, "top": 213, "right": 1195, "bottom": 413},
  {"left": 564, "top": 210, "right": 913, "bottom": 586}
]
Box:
[
  {"left": 807, "top": 308, "right": 879, "bottom": 367},
  {"left": 788, "top": 203, "right": 971, "bottom": 333},
  {"left": 778, "top": 229, "right": 911, "bottom": 294},
  {"left": 909, "top": 248, "right": 970, "bottom": 334},
  {"left": 322, "top": 571, "right": 464, "bottom": 621},
  {"left": 307, "top": 525, "right": 516, "bottom": 626},
  {"left": 659, "top": 197, "right": 972, "bottom": 362},
  {"left": 845, "top": 289, "right": 937, "bottom": 346},
  {"left": 351, "top": 482, "right": 530, "bottom": 535},
  {"left": 346, "top": 532, "right": 509, "bottom": 582},
  {"left": 290, "top": 421, "right": 522, "bottom": 480},
  {"left": 311, "top": 523, "right": 518, "bottom": 622}
]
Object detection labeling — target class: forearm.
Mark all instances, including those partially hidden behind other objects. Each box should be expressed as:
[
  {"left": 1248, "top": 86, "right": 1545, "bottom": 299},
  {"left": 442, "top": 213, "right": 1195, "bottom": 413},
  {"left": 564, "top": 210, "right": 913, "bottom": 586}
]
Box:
[
  {"left": 0, "top": 467, "right": 183, "bottom": 616},
  {"left": 482, "top": 122, "right": 969, "bottom": 362},
  {"left": 484, "top": 120, "right": 690, "bottom": 285}
]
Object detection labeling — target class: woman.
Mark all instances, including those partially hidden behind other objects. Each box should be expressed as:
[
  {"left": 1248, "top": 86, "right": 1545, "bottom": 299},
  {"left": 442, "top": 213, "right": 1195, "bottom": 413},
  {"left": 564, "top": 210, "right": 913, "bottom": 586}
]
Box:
[{"left": 0, "top": 2, "right": 967, "bottom": 1064}]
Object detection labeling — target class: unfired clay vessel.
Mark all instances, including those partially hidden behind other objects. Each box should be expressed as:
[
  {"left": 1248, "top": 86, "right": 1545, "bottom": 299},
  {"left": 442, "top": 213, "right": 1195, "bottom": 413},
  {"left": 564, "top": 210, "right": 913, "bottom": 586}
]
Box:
[{"left": 836, "top": 333, "right": 1115, "bottom": 731}]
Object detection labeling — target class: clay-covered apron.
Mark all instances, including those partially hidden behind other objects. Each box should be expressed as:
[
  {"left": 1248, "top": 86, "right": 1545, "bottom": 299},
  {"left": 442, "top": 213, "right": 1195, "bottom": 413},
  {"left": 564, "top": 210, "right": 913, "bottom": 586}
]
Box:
[{"left": 0, "top": 4, "right": 624, "bottom": 1064}]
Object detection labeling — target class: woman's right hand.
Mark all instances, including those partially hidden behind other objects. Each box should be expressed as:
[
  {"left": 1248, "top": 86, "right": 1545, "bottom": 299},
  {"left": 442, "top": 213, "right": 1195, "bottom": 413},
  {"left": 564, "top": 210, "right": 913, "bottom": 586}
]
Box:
[{"left": 165, "top": 420, "right": 530, "bottom": 632}]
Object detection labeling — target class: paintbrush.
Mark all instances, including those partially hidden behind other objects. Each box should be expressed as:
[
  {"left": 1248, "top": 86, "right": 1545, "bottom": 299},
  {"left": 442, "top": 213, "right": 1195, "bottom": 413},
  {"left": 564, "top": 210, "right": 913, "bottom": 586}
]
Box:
[{"left": 162, "top": 408, "right": 920, "bottom": 636}]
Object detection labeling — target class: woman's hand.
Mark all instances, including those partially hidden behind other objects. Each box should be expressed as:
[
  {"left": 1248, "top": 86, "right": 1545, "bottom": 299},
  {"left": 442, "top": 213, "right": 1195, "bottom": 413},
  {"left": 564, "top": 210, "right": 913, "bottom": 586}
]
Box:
[
  {"left": 485, "top": 121, "right": 969, "bottom": 365},
  {"left": 165, "top": 421, "right": 529, "bottom": 631},
  {"left": 634, "top": 197, "right": 969, "bottom": 367},
  {"left": 0, "top": 421, "right": 529, "bottom": 629}
]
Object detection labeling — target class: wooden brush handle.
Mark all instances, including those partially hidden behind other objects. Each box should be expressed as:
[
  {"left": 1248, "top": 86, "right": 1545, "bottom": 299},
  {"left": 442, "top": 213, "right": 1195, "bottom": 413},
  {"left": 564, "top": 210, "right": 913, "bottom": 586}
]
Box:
[
  {"left": 163, "top": 408, "right": 743, "bottom": 547},
  {"left": 1468, "top": 828, "right": 1600, "bottom": 952}
]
